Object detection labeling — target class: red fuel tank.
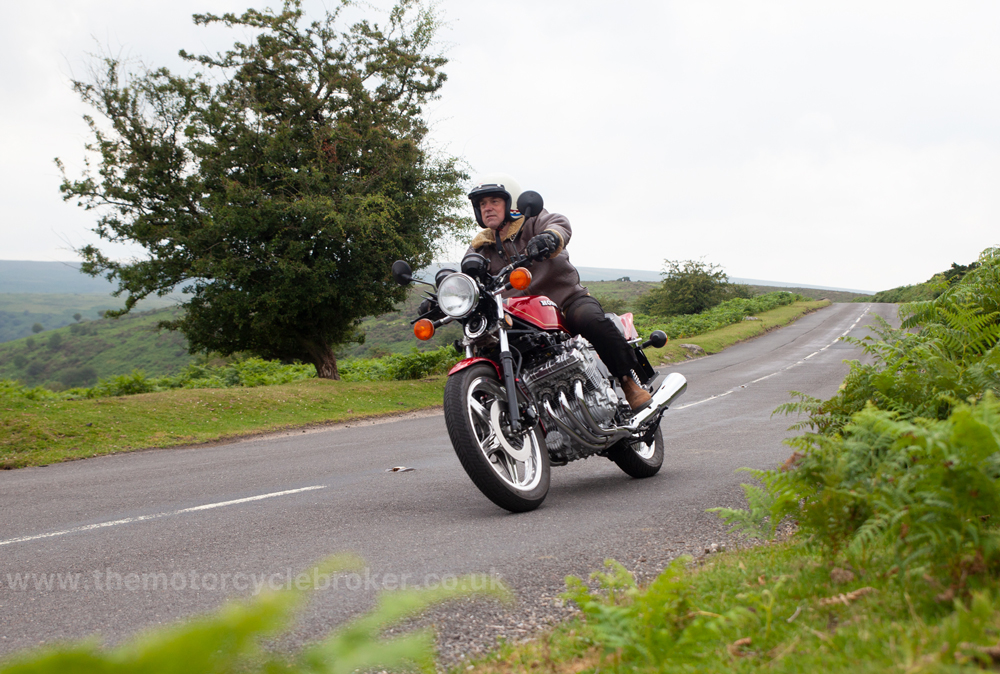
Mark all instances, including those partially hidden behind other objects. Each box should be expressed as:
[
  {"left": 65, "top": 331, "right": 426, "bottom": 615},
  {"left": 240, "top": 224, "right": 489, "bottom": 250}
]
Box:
[{"left": 504, "top": 296, "right": 569, "bottom": 333}]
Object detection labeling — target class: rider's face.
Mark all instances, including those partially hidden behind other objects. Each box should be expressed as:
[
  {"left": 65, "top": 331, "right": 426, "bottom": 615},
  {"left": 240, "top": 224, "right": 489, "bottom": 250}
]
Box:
[{"left": 478, "top": 196, "right": 507, "bottom": 231}]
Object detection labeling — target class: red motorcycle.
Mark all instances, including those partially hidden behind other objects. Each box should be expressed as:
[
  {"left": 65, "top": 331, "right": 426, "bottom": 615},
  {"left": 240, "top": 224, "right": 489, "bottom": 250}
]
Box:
[{"left": 391, "top": 192, "right": 687, "bottom": 512}]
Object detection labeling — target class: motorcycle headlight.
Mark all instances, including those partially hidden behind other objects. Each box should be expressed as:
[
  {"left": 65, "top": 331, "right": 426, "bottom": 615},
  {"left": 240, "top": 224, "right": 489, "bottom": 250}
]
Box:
[{"left": 437, "top": 273, "right": 480, "bottom": 318}]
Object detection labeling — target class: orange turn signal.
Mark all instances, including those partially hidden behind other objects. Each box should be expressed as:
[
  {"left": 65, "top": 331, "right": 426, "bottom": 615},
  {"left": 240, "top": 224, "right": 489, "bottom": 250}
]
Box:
[
  {"left": 414, "top": 318, "right": 435, "bottom": 341},
  {"left": 509, "top": 267, "right": 532, "bottom": 290}
]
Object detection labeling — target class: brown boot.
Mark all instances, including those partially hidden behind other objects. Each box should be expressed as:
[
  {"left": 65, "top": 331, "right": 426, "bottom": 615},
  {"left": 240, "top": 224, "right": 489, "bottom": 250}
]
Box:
[{"left": 621, "top": 377, "right": 652, "bottom": 411}]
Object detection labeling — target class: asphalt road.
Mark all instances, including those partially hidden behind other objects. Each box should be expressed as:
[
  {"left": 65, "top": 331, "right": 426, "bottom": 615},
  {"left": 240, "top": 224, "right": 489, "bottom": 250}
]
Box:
[{"left": 0, "top": 302, "right": 896, "bottom": 660}]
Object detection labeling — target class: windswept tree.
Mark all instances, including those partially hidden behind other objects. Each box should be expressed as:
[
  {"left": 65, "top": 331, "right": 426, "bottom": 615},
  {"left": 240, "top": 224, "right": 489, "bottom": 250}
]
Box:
[{"left": 59, "top": 0, "right": 468, "bottom": 379}]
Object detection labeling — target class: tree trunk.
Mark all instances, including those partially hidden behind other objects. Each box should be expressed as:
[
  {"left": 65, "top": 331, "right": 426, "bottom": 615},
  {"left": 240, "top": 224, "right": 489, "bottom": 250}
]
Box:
[{"left": 303, "top": 339, "right": 340, "bottom": 380}]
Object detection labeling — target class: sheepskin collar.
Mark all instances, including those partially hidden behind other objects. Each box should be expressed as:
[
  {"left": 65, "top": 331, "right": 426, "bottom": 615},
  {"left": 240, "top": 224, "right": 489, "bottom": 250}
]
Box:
[{"left": 470, "top": 216, "right": 525, "bottom": 249}]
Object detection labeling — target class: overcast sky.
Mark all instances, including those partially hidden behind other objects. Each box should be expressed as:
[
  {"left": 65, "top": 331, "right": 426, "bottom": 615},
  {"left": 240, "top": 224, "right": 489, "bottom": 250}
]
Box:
[{"left": 2, "top": 1, "right": 998, "bottom": 292}]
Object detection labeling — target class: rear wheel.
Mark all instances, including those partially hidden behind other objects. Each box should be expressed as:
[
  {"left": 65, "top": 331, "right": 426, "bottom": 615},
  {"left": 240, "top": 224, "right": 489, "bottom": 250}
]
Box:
[
  {"left": 607, "top": 424, "right": 664, "bottom": 478},
  {"left": 443, "top": 363, "right": 550, "bottom": 512}
]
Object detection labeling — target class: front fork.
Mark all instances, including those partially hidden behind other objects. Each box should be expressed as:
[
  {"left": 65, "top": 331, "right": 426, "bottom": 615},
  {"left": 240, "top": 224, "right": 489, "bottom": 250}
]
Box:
[{"left": 496, "top": 295, "right": 522, "bottom": 433}]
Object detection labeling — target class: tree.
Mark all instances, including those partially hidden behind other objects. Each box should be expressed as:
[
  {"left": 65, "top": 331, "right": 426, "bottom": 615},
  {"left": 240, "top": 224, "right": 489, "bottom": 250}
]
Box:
[
  {"left": 31, "top": 323, "right": 44, "bottom": 334},
  {"left": 58, "top": 0, "right": 468, "bottom": 379},
  {"left": 73, "top": 313, "right": 83, "bottom": 322},
  {"left": 48, "top": 333, "right": 64, "bottom": 351},
  {"left": 638, "top": 259, "right": 751, "bottom": 317}
]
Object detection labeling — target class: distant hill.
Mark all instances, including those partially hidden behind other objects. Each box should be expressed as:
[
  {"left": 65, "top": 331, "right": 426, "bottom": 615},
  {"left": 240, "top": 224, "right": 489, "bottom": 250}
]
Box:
[
  {"left": 419, "top": 262, "right": 875, "bottom": 294},
  {"left": 2, "top": 259, "right": 874, "bottom": 295},
  {"left": 0, "top": 260, "right": 118, "bottom": 294},
  {"left": 0, "top": 261, "right": 184, "bottom": 342},
  {"left": 0, "top": 307, "right": 192, "bottom": 389}
]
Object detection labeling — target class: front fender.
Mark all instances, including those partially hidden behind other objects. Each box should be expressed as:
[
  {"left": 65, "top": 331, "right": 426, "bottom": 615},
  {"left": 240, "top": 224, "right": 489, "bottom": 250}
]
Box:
[{"left": 448, "top": 357, "right": 502, "bottom": 379}]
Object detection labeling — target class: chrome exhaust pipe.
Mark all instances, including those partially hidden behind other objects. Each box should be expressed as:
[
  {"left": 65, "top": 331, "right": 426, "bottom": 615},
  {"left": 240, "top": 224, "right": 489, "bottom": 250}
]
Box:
[
  {"left": 542, "top": 398, "right": 615, "bottom": 451},
  {"left": 574, "top": 381, "right": 630, "bottom": 439},
  {"left": 627, "top": 372, "right": 688, "bottom": 430},
  {"left": 558, "top": 391, "right": 620, "bottom": 445}
]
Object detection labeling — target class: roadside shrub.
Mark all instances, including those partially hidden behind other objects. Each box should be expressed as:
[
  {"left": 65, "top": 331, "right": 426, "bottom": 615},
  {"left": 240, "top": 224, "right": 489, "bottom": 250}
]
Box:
[
  {"left": 721, "top": 400, "right": 1000, "bottom": 591},
  {"left": 716, "top": 247, "right": 1000, "bottom": 595},
  {"left": 340, "top": 347, "right": 460, "bottom": 382},
  {"left": 634, "top": 292, "right": 797, "bottom": 340},
  {"left": 0, "top": 379, "right": 60, "bottom": 402},
  {"left": 87, "top": 370, "right": 157, "bottom": 397},
  {"left": 162, "top": 358, "right": 316, "bottom": 389},
  {"left": 562, "top": 557, "right": 746, "bottom": 666}
]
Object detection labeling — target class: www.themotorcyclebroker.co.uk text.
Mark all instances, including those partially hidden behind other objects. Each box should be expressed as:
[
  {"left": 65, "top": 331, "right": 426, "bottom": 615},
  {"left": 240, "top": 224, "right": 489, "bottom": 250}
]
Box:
[{"left": 3, "top": 568, "right": 503, "bottom": 595}]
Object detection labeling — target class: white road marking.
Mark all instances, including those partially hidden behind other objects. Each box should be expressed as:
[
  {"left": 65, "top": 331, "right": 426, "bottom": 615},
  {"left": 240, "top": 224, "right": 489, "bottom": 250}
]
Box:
[
  {"left": 0, "top": 485, "right": 326, "bottom": 547},
  {"left": 673, "top": 305, "right": 872, "bottom": 411}
]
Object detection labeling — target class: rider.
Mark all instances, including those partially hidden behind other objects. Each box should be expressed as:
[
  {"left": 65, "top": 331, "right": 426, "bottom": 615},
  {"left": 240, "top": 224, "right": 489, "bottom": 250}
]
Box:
[{"left": 464, "top": 174, "right": 653, "bottom": 411}]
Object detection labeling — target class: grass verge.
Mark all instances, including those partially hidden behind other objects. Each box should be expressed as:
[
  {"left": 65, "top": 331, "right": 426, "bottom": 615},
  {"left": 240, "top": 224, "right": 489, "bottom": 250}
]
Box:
[
  {"left": 461, "top": 538, "right": 1000, "bottom": 673},
  {"left": 0, "top": 377, "right": 446, "bottom": 469},
  {"left": 644, "top": 300, "right": 830, "bottom": 367},
  {"left": 1, "top": 300, "right": 832, "bottom": 470}
]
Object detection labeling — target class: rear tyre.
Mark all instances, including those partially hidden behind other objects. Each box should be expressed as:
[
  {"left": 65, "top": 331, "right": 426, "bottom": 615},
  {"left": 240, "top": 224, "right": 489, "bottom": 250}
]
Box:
[
  {"left": 607, "top": 424, "right": 664, "bottom": 478},
  {"left": 443, "top": 363, "right": 550, "bottom": 512}
]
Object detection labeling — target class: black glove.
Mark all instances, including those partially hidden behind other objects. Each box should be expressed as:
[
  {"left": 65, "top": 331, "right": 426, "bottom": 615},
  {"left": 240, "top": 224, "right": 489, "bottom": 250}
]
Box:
[{"left": 525, "top": 231, "right": 560, "bottom": 261}]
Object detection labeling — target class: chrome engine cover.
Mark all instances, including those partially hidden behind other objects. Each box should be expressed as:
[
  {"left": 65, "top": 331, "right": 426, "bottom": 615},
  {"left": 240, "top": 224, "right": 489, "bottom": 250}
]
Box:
[{"left": 522, "top": 337, "right": 622, "bottom": 461}]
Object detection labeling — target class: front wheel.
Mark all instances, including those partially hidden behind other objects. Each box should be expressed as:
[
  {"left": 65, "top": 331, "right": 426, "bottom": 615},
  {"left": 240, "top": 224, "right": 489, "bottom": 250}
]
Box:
[
  {"left": 443, "top": 363, "right": 550, "bottom": 512},
  {"left": 607, "top": 424, "right": 664, "bottom": 478}
]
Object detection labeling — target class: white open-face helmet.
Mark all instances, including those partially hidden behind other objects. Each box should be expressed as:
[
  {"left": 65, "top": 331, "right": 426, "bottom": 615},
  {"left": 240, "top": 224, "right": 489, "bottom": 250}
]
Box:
[{"left": 468, "top": 173, "right": 522, "bottom": 228}]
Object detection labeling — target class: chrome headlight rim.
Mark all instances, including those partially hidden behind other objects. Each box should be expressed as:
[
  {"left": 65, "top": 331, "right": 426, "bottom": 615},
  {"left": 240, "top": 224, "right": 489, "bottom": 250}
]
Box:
[{"left": 437, "top": 273, "right": 480, "bottom": 319}]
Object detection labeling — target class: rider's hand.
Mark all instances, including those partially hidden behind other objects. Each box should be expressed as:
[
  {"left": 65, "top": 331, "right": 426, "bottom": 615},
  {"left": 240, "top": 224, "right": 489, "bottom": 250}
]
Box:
[{"left": 526, "top": 231, "right": 560, "bottom": 261}]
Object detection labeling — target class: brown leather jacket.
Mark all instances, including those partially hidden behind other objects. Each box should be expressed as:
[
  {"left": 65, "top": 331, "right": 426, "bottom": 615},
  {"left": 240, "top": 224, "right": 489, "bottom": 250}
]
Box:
[{"left": 465, "top": 209, "right": 589, "bottom": 309}]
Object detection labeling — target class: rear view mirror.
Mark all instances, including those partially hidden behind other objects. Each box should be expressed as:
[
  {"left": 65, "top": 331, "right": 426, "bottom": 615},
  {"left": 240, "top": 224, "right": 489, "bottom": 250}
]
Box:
[
  {"left": 392, "top": 260, "right": 413, "bottom": 285},
  {"left": 516, "top": 191, "right": 544, "bottom": 219}
]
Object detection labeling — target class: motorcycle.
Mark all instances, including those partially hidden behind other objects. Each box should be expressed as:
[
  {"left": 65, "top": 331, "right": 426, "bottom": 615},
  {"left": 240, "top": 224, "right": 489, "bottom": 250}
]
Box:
[{"left": 391, "top": 191, "right": 687, "bottom": 512}]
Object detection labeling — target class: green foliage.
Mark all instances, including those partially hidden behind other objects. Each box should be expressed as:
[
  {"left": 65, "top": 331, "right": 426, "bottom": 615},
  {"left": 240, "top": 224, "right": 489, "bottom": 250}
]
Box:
[
  {"left": 635, "top": 292, "right": 798, "bottom": 340},
  {"left": 707, "top": 468, "right": 799, "bottom": 541},
  {"left": 58, "top": 0, "right": 470, "bottom": 380},
  {"left": 717, "top": 247, "right": 1000, "bottom": 595},
  {"left": 340, "top": 346, "right": 460, "bottom": 382},
  {"left": 562, "top": 557, "right": 746, "bottom": 666},
  {"left": 0, "top": 556, "right": 509, "bottom": 674},
  {"left": 31, "top": 323, "right": 43, "bottom": 334},
  {"left": 0, "top": 379, "right": 60, "bottom": 402},
  {"left": 777, "top": 247, "right": 1000, "bottom": 436},
  {"left": 87, "top": 370, "right": 159, "bottom": 397},
  {"left": 484, "top": 540, "right": 1000, "bottom": 673},
  {"left": 637, "top": 259, "right": 752, "bottom": 317},
  {"left": 754, "top": 400, "right": 1000, "bottom": 590}
]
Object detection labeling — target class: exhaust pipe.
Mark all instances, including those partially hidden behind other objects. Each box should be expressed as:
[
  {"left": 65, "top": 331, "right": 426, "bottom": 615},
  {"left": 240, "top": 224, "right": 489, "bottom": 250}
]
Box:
[
  {"left": 542, "top": 398, "right": 617, "bottom": 451},
  {"left": 627, "top": 372, "right": 687, "bottom": 430}
]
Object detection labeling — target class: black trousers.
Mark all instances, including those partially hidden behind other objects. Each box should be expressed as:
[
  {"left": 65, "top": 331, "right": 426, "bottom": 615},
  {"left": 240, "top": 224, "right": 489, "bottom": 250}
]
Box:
[{"left": 561, "top": 295, "right": 640, "bottom": 381}]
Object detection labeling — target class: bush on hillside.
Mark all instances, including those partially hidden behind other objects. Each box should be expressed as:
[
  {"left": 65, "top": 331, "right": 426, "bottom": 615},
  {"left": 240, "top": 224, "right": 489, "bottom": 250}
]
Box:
[{"left": 638, "top": 259, "right": 753, "bottom": 317}]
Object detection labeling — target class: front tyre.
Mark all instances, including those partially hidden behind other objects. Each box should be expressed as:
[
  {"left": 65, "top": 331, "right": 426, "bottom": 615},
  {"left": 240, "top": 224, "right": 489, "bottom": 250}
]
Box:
[
  {"left": 444, "top": 363, "right": 550, "bottom": 512},
  {"left": 607, "top": 424, "right": 664, "bottom": 478}
]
